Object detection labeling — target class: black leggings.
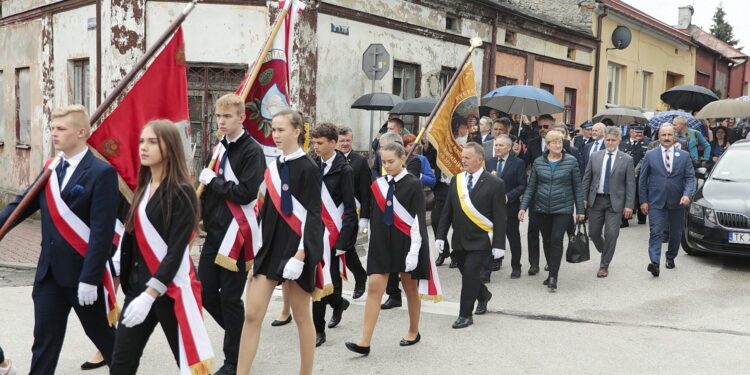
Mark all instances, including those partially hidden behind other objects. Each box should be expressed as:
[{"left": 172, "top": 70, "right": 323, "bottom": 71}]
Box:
[{"left": 538, "top": 213, "right": 570, "bottom": 278}]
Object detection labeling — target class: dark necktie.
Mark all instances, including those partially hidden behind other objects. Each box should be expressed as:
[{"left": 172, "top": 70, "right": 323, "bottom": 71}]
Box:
[
  {"left": 217, "top": 152, "right": 228, "bottom": 178},
  {"left": 319, "top": 162, "right": 327, "bottom": 185},
  {"left": 467, "top": 174, "right": 474, "bottom": 193},
  {"left": 57, "top": 160, "right": 70, "bottom": 188},
  {"left": 383, "top": 177, "right": 395, "bottom": 226},
  {"left": 280, "top": 160, "right": 292, "bottom": 215},
  {"left": 603, "top": 153, "right": 612, "bottom": 194},
  {"left": 496, "top": 158, "right": 503, "bottom": 175}
]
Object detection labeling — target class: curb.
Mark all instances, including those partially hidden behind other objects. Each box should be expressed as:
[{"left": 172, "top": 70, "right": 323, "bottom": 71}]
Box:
[{"left": 0, "top": 261, "right": 37, "bottom": 270}]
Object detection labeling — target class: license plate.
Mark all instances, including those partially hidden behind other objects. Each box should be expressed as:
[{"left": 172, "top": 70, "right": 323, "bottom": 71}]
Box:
[{"left": 728, "top": 232, "right": 750, "bottom": 244}]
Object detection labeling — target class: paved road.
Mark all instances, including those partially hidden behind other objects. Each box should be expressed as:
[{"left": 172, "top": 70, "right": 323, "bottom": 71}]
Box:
[{"left": 2, "top": 220, "right": 749, "bottom": 374}]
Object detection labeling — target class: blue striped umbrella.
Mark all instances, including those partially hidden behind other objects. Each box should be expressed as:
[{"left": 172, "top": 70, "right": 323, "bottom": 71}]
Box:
[{"left": 646, "top": 110, "right": 707, "bottom": 137}]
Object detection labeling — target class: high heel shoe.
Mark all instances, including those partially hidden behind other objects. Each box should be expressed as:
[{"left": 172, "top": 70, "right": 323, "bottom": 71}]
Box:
[
  {"left": 399, "top": 333, "right": 421, "bottom": 346},
  {"left": 345, "top": 341, "right": 370, "bottom": 356}
]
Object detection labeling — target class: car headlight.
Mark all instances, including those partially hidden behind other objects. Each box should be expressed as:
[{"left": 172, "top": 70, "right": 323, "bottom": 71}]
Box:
[
  {"left": 690, "top": 203, "right": 717, "bottom": 224},
  {"left": 689, "top": 203, "right": 703, "bottom": 218},
  {"left": 705, "top": 207, "right": 717, "bottom": 224}
]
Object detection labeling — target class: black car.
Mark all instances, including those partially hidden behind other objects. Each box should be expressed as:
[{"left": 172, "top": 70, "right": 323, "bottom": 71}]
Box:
[{"left": 683, "top": 140, "right": 750, "bottom": 257}]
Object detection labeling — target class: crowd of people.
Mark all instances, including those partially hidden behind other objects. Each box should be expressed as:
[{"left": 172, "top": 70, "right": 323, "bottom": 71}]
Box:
[{"left": 0, "top": 93, "right": 745, "bottom": 375}]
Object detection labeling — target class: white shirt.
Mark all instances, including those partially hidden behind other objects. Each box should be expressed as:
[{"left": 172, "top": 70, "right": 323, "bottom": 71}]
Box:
[
  {"left": 279, "top": 148, "right": 305, "bottom": 163},
  {"left": 597, "top": 150, "right": 617, "bottom": 194},
  {"left": 321, "top": 153, "right": 336, "bottom": 176},
  {"left": 222, "top": 130, "right": 244, "bottom": 144},
  {"left": 495, "top": 153, "right": 509, "bottom": 175},
  {"left": 343, "top": 151, "right": 351, "bottom": 158},
  {"left": 60, "top": 148, "right": 89, "bottom": 190},
  {"left": 541, "top": 138, "right": 547, "bottom": 153},
  {"left": 660, "top": 145, "right": 675, "bottom": 173},
  {"left": 589, "top": 139, "right": 603, "bottom": 157},
  {"left": 387, "top": 168, "right": 409, "bottom": 183},
  {"left": 464, "top": 168, "right": 483, "bottom": 192}
]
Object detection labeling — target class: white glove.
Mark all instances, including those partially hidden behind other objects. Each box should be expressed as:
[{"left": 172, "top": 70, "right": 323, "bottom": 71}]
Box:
[
  {"left": 358, "top": 218, "right": 369, "bottom": 233},
  {"left": 121, "top": 292, "right": 156, "bottom": 327},
  {"left": 334, "top": 249, "right": 346, "bottom": 257},
  {"left": 492, "top": 248, "right": 505, "bottom": 259},
  {"left": 77, "top": 282, "right": 98, "bottom": 306},
  {"left": 435, "top": 239, "right": 445, "bottom": 253},
  {"left": 199, "top": 168, "right": 217, "bottom": 185},
  {"left": 282, "top": 257, "right": 305, "bottom": 280},
  {"left": 405, "top": 252, "right": 419, "bottom": 272}
]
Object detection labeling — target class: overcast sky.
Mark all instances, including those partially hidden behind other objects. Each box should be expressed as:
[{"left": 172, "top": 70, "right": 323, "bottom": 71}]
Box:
[{"left": 622, "top": 0, "right": 748, "bottom": 49}]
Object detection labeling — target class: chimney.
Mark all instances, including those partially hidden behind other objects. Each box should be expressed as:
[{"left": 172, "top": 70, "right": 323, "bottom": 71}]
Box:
[{"left": 677, "top": 5, "right": 693, "bottom": 29}]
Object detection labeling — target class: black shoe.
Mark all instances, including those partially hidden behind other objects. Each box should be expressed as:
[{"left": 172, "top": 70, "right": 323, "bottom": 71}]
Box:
[
  {"left": 81, "top": 360, "right": 106, "bottom": 370},
  {"left": 491, "top": 258, "right": 502, "bottom": 271},
  {"left": 666, "top": 258, "right": 675, "bottom": 269},
  {"left": 352, "top": 284, "right": 365, "bottom": 299},
  {"left": 510, "top": 269, "right": 521, "bottom": 279},
  {"left": 528, "top": 265, "right": 539, "bottom": 275},
  {"left": 380, "top": 296, "right": 402, "bottom": 310},
  {"left": 638, "top": 219, "right": 647, "bottom": 224},
  {"left": 449, "top": 259, "right": 458, "bottom": 269},
  {"left": 480, "top": 274, "right": 490, "bottom": 284},
  {"left": 345, "top": 341, "right": 370, "bottom": 356},
  {"left": 328, "top": 299, "right": 349, "bottom": 328},
  {"left": 542, "top": 277, "right": 550, "bottom": 286},
  {"left": 316, "top": 332, "right": 326, "bottom": 347},
  {"left": 399, "top": 333, "right": 421, "bottom": 346},
  {"left": 547, "top": 277, "right": 557, "bottom": 290},
  {"left": 620, "top": 221, "right": 629, "bottom": 228},
  {"left": 475, "top": 292, "right": 492, "bottom": 315},
  {"left": 271, "top": 315, "right": 292, "bottom": 327},
  {"left": 647, "top": 262, "right": 660, "bottom": 277},
  {"left": 452, "top": 316, "right": 473, "bottom": 329},
  {"left": 214, "top": 363, "right": 237, "bottom": 375},
  {"left": 435, "top": 253, "right": 448, "bottom": 267}
]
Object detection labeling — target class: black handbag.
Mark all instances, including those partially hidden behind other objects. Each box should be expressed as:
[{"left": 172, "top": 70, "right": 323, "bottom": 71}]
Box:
[{"left": 566, "top": 221, "right": 590, "bottom": 263}]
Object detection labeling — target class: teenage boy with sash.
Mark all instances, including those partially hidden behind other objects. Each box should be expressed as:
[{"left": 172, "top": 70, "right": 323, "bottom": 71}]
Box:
[
  {"left": 197, "top": 94, "right": 265, "bottom": 375},
  {"left": 0, "top": 105, "right": 118, "bottom": 374},
  {"left": 436, "top": 142, "right": 507, "bottom": 329},
  {"left": 310, "top": 123, "right": 358, "bottom": 347}
]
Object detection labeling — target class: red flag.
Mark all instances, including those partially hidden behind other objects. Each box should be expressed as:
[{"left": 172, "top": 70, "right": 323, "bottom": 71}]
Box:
[
  {"left": 236, "top": 0, "right": 304, "bottom": 148},
  {"left": 88, "top": 27, "right": 189, "bottom": 190}
]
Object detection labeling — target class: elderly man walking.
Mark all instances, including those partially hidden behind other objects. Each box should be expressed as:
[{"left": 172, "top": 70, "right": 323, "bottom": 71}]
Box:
[
  {"left": 639, "top": 124, "right": 696, "bottom": 277},
  {"left": 582, "top": 126, "right": 635, "bottom": 278}
]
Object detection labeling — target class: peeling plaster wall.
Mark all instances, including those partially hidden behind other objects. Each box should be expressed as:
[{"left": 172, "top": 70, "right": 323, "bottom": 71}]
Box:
[
  {"left": 2, "top": 0, "right": 65, "bottom": 17},
  {"left": 101, "top": 0, "right": 146, "bottom": 97},
  {"left": 145, "top": 2, "right": 267, "bottom": 64},
  {"left": 316, "top": 13, "right": 485, "bottom": 152},
  {"left": 52, "top": 5, "right": 97, "bottom": 113}
]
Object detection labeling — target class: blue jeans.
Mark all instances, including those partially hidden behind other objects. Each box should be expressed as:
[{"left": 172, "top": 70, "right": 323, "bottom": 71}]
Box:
[{"left": 647, "top": 206, "right": 686, "bottom": 264}]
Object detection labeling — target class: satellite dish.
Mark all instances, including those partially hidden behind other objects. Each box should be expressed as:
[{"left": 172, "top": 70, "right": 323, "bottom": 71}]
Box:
[{"left": 611, "top": 26, "right": 632, "bottom": 49}]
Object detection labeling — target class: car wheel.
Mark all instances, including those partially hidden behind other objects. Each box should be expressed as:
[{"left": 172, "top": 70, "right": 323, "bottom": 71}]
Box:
[{"left": 681, "top": 233, "right": 702, "bottom": 256}]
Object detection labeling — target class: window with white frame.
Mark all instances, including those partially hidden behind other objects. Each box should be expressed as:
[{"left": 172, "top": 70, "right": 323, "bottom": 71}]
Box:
[
  {"left": 641, "top": 71, "right": 652, "bottom": 109},
  {"left": 606, "top": 63, "right": 622, "bottom": 105},
  {"left": 72, "top": 59, "right": 90, "bottom": 113}
]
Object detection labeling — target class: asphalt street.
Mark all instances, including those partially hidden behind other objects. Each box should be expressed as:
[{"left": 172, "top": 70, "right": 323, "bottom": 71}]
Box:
[{"left": 2, "top": 219, "right": 750, "bottom": 374}]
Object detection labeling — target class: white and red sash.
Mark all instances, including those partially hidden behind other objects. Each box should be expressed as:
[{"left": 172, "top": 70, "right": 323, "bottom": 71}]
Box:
[
  {"left": 43, "top": 157, "right": 120, "bottom": 324},
  {"left": 321, "top": 182, "right": 348, "bottom": 283},
  {"left": 264, "top": 159, "right": 330, "bottom": 301},
  {"left": 210, "top": 144, "right": 261, "bottom": 272},
  {"left": 371, "top": 177, "right": 443, "bottom": 302},
  {"left": 134, "top": 184, "right": 215, "bottom": 375}
]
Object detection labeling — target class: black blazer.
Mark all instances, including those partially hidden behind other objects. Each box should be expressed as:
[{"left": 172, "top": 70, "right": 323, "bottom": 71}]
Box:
[
  {"left": 120, "top": 183, "right": 197, "bottom": 296},
  {"left": 485, "top": 154, "right": 526, "bottom": 214},
  {"left": 437, "top": 171, "right": 507, "bottom": 251},
  {"left": 344, "top": 151, "right": 372, "bottom": 219},
  {"left": 316, "top": 151, "right": 358, "bottom": 251},
  {"left": 0, "top": 150, "right": 118, "bottom": 288}
]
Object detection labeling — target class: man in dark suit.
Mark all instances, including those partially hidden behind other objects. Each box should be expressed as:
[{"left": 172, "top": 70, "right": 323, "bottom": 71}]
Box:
[
  {"left": 573, "top": 121, "right": 594, "bottom": 150},
  {"left": 581, "top": 122, "right": 607, "bottom": 174},
  {"left": 639, "top": 124, "right": 696, "bottom": 277},
  {"left": 437, "top": 142, "right": 506, "bottom": 329},
  {"left": 582, "top": 126, "right": 636, "bottom": 278},
  {"left": 336, "top": 126, "right": 370, "bottom": 299},
  {"left": 484, "top": 135, "right": 526, "bottom": 280},
  {"left": 0, "top": 105, "right": 118, "bottom": 374},
  {"left": 619, "top": 125, "right": 650, "bottom": 225}
]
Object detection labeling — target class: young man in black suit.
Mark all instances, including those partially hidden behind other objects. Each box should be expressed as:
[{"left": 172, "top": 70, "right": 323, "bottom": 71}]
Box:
[{"left": 437, "top": 142, "right": 507, "bottom": 329}]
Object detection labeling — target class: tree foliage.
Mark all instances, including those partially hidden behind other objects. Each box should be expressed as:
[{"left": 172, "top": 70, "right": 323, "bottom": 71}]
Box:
[{"left": 709, "top": 3, "right": 741, "bottom": 48}]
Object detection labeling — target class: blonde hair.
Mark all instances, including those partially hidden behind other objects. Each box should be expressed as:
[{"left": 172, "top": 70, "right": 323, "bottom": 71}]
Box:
[
  {"left": 51, "top": 105, "right": 90, "bottom": 136},
  {"left": 215, "top": 93, "right": 245, "bottom": 115},
  {"left": 545, "top": 130, "right": 564, "bottom": 143}
]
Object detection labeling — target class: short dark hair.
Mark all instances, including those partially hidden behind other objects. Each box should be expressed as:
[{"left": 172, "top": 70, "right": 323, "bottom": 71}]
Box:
[
  {"left": 311, "top": 122, "right": 338, "bottom": 142},
  {"left": 494, "top": 117, "right": 511, "bottom": 127},
  {"left": 337, "top": 126, "right": 353, "bottom": 136},
  {"left": 538, "top": 114, "right": 554, "bottom": 122},
  {"left": 388, "top": 118, "right": 405, "bottom": 129}
]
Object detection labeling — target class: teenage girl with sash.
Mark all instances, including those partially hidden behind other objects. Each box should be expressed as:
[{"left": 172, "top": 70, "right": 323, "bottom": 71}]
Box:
[
  {"left": 345, "top": 142, "right": 431, "bottom": 356},
  {"left": 237, "top": 109, "right": 323, "bottom": 375},
  {"left": 111, "top": 120, "right": 214, "bottom": 375}
]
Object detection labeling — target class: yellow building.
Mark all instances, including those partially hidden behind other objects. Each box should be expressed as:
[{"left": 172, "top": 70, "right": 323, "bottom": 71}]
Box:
[{"left": 592, "top": 0, "right": 696, "bottom": 115}]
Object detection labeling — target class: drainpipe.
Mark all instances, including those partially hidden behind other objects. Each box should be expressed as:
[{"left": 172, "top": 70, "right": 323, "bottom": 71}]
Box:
[
  {"left": 592, "top": 5, "right": 607, "bottom": 118},
  {"left": 96, "top": 0, "right": 101, "bottom": 106}
]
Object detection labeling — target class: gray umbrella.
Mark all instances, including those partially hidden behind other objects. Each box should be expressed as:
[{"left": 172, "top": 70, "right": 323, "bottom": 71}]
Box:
[
  {"left": 695, "top": 99, "right": 750, "bottom": 119},
  {"left": 351, "top": 92, "right": 403, "bottom": 111},
  {"left": 389, "top": 97, "right": 438, "bottom": 116},
  {"left": 593, "top": 106, "right": 647, "bottom": 124}
]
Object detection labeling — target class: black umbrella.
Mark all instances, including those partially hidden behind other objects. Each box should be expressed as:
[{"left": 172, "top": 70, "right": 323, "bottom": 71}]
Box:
[
  {"left": 389, "top": 97, "right": 438, "bottom": 116},
  {"left": 660, "top": 85, "right": 718, "bottom": 112},
  {"left": 351, "top": 92, "right": 403, "bottom": 111}
]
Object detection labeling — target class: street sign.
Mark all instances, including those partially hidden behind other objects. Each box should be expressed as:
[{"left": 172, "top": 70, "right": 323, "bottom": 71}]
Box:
[{"left": 362, "top": 44, "right": 390, "bottom": 80}]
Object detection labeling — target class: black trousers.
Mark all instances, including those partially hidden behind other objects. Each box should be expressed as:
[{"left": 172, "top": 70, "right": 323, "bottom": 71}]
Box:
[
  {"left": 431, "top": 183, "right": 452, "bottom": 259},
  {"left": 386, "top": 272, "right": 401, "bottom": 299},
  {"left": 454, "top": 250, "right": 491, "bottom": 318},
  {"left": 198, "top": 248, "right": 247, "bottom": 366},
  {"left": 527, "top": 209, "right": 541, "bottom": 267},
  {"left": 537, "top": 213, "right": 570, "bottom": 278},
  {"left": 110, "top": 294, "right": 180, "bottom": 374},
  {"left": 344, "top": 248, "right": 367, "bottom": 286},
  {"left": 30, "top": 273, "right": 115, "bottom": 375},
  {"left": 506, "top": 213, "right": 523, "bottom": 271},
  {"left": 313, "top": 250, "right": 344, "bottom": 333}
]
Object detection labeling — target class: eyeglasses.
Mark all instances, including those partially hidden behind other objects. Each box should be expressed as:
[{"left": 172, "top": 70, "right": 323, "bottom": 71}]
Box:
[{"left": 541, "top": 125, "right": 549, "bottom": 129}]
